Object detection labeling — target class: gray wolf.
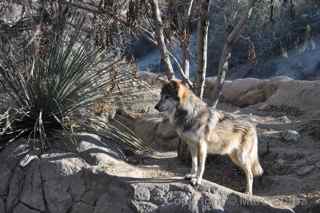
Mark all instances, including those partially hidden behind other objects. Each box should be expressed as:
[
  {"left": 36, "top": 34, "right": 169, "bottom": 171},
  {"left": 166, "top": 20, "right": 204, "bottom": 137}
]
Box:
[{"left": 155, "top": 80, "right": 263, "bottom": 195}]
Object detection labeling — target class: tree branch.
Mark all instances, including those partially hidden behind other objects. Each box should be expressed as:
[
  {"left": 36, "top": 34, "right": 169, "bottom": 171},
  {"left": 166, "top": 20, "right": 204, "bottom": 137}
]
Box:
[
  {"left": 180, "top": 0, "right": 195, "bottom": 79},
  {"left": 195, "top": 0, "right": 211, "bottom": 99},
  {"left": 210, "top": 0, "right": 257, "bottom": 108},
  {"left": 149, "top": 0, "right": 175, "bottom": 80},
  {"left": 167, "top": 50, "right": 193, "bottom": 88}
]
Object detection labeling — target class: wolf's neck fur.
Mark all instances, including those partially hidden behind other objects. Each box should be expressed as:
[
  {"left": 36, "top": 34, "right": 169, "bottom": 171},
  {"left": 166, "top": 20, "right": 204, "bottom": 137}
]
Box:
[{"left": 173, "top": 92, "right": 209, "bottom": 131}]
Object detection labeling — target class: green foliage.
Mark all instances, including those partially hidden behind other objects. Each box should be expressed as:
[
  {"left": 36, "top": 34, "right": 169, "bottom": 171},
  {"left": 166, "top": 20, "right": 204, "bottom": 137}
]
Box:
[{"left": 0, "top": 21, "right": 151, "bottom": 152}]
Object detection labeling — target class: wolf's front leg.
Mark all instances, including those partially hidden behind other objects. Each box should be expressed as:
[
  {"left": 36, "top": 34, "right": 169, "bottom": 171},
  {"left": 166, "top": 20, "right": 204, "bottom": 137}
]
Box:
[
  {"left": 185, "top": 144, "right": 198, "bottom": 180},
  {"left": 191, "top": 142, "right": 207, "bottom": 186}
]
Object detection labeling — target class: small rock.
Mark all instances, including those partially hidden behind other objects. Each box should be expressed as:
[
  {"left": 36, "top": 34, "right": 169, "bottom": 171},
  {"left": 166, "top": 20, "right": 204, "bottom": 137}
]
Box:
[
  {"left": 150, "top": 187, "right": 167, "bottom": 205},
  {"left": 131, "top": 201, "right": 158, "bottom": 213},
  {"left": 282, "top": 130, "right": 300, "bottom": 142},
  {"left": 296, "top": 165, "right": 315, "bottom": 176},
  {"left": 278, "top": 116, "right": 291, "bottom": 123},
  {"left": 133, "top": 185, "right": 150, "bottom": 201}
]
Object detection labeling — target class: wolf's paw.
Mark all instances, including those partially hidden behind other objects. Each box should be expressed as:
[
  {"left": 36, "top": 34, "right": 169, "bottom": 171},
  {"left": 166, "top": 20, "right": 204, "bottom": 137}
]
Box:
[
  {"left": 190, "top": 177, "right": 202, "bottom": 187},
  {"left": 184, "top": 173, "right": 196, "bottom": 180}
]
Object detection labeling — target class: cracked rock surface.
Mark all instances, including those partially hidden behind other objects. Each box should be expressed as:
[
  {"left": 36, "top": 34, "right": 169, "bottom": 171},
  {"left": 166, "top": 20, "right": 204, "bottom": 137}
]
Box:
[{"left": 0, "top": 135, "right": 294, "bottom": 213}]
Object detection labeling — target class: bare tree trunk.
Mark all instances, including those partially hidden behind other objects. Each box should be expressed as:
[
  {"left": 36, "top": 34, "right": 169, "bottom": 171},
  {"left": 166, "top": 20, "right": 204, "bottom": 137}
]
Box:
[
  {"left": 181, "top": 36, "right": 191, "bottom": 79},
  {"left": 211, "top": 0, "right": 257, "bottom": 108},
  {"left": 149, "top": 0, "right": 175, "bottom": 80},
  {"left": 176, "top": 0, "right": 195, "bottom": 164},
  {"left": 194, "top": 0, "right": 211, "bottom": 99},
  {"left": 180, "top": 0, "right": 194, "bottom": 79},
  {"left": 178, "top": 0, "right": 208, "bottom": 163}
]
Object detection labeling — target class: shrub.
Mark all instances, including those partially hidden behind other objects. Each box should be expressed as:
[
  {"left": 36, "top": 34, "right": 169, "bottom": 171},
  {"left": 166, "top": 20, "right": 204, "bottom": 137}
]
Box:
[{"left": 0, "top": 18, "right": 151, "bottom": 153}]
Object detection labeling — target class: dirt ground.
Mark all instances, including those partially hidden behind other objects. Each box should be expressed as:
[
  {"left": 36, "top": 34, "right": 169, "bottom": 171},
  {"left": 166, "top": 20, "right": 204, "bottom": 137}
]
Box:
[{"left": 103, "top": 103, "right": 320, "bottom": 211}]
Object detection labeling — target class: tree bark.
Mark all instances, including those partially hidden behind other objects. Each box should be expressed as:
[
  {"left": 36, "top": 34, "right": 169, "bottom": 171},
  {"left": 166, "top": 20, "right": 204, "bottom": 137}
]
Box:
[
  {"left": 194, "top": 0, "right": 211, "bottom": 99},
  {"left": 180, "top": 0, "right": 194, "bottom": 79},
  {"left": 149, "top": 0, "right": 175, "bottom": 80},
  {"left": 211, "top": 0, "right": 257, "bottom": 108},
  {"left": 178, "top": 0, "right": 209, "bottom": 163}
]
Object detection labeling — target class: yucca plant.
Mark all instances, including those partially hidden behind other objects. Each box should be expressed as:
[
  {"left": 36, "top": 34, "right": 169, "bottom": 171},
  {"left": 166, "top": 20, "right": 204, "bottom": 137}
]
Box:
[{"left": 0, "top": 18, "right": 152, "bottom": 153}]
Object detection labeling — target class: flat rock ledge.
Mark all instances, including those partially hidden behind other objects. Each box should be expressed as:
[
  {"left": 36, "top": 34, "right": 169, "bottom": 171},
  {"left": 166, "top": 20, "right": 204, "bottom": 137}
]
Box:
[{"left": 0, "top": 139, "right": 293, "bottom": 213}]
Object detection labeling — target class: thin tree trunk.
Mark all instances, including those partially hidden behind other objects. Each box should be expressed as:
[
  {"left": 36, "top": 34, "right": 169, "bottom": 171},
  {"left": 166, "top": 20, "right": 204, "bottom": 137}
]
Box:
[
  {"left": 176, "top": 0, "right": 195, "bottom": 164},
  {"left": 149, "top": 0, "right": 175, "bottom": 80},
  {"left": 181, "top": 0, "right": 194, "bottom": 79},
  {"left": 211, "top": 0, "right": 257, "bottom": 108},
  {"left": 181, "top": 38, "right": 191, "bottom": 79},
  {"left": 194, "top": 0, "right": 211, "bottom": 99}
]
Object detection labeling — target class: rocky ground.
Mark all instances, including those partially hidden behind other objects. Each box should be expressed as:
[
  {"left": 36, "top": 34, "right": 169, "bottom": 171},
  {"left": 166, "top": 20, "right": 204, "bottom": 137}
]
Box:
[
  {"left": 116, "top": 103, "right": 320, "bottom": 213},
  {"left": 1, "top": 74, "right": 320, "bottom": 213}
]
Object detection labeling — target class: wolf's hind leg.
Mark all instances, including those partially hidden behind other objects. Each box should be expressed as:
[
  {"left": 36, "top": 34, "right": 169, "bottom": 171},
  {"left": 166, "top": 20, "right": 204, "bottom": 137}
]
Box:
[
  {"left": 229, "top": 151, "right": 253, "bottom": 195},
  {"left": 243, "top": 164, "right": 253, "bottom": 195},
  {"left": 185, "top": 144, "right": 198, "bottom": 179}
]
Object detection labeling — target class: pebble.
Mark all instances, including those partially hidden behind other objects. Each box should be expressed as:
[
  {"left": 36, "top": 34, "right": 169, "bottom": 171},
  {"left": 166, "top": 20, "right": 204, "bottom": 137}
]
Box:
[{"left": 282, "top": 130, "right": 300, "bottom": 143}]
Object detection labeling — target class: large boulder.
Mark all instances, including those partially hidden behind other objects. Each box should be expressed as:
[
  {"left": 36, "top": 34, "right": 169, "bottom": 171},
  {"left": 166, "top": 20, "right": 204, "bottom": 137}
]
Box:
[
  {"left": 114, "top": 110, "right": 179, "bottom": 151},
  {"left": 204, "top": 77, "right": 281, "bottom": 107},
  {"left": 0, "top": 138, "right": 294, "bottom": 213},
  {"left": 204, "top": 77, "right": 320, "bottom": 118},
  {"left": 264, "top": 80, "right": 320, "bottom": 113}
]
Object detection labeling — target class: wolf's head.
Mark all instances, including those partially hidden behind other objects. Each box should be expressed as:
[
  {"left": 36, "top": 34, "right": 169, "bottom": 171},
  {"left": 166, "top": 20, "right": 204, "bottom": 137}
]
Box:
[{"left": 155, "top": 80, "right": 189, "bottom": 115}]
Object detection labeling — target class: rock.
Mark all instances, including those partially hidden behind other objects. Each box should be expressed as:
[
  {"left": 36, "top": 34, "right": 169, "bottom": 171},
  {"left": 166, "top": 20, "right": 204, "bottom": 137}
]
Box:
[
  {"left": 81, "top": 190, "right": 100, "bottom": 206},
  {"left": 204, "top": 78, "right": 277, "bottom": 107},
  {"left": 315, "top": 162, "right": 320, "bottom": 168},
  {"left": 44, "top": 178, "right": 73, "bottom": 213},
  {"left": 131, "top": 201, "right": 158, "bottom": 213},
  {"left": 166, "top": 190, "right": 192, "bottom": 206},
  {"left": 76, "top": 133, "right": 126, "bottom": 161},
  {"left": 115, "top": 112, "right": 179, "bottom": 150},
  {"left": 281, "top": 130, "right": 301, "bottom": 143},
  {"left": 71, "top": 202, "right": 94, "bottom": 213},
  {"left": 0, "top": 163, "right": 12, "bottom": 196},
  {"left": 0, "top": 198, "right": 5, "bottom": 213},
  {"left": 94, "top": 190, "right": 133, "bottom": 213},
  {"left": 0, "top": 139, "right": 295, "bottom": 213},
  {"left": 6, "top": 167, "right": 25, "bottom": 213},
  {"left": 265, "top": 80, "right": 320, "bottom": 114},
  {"left": 20, "top": 160, "right": 45, "bottom": 212},
  {"left": 133, "top": 184, "right": 151, "bottom": 201},
  {"left": 12, "top": 203, "right": 40, "bottom": 213},
  {"left": 198, "top": 192, "right": 225, "bottom": 212},
  {"left": 150, "top": 185, "right": 170, "bottom": 205},
  {"left": 296, "top": 165, "right": 315, "bottom": 176}
]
